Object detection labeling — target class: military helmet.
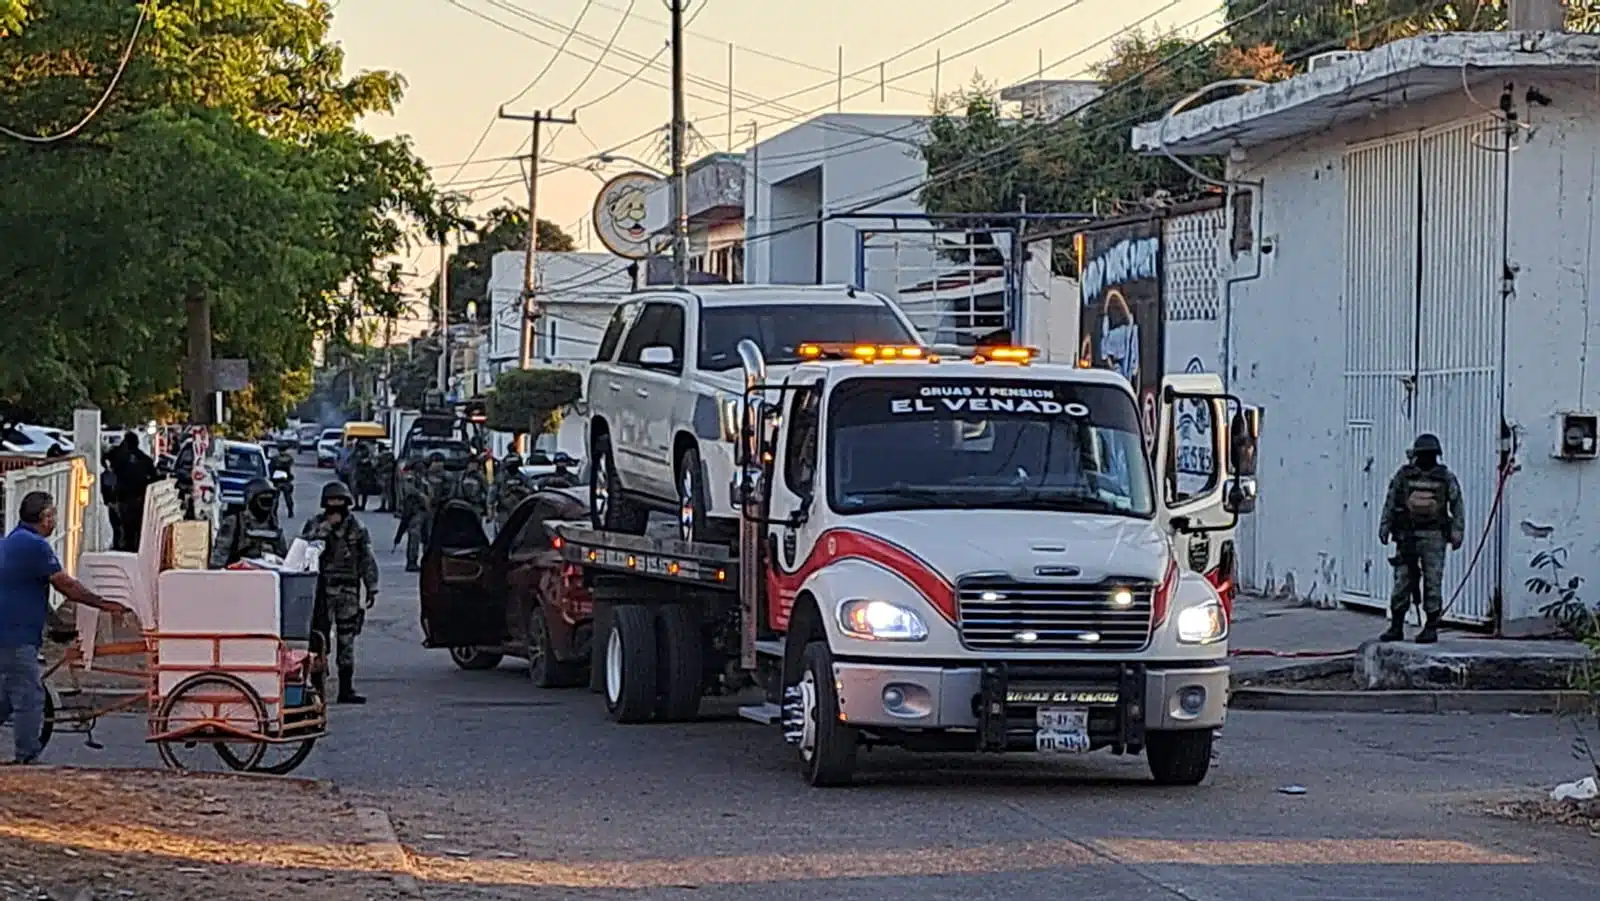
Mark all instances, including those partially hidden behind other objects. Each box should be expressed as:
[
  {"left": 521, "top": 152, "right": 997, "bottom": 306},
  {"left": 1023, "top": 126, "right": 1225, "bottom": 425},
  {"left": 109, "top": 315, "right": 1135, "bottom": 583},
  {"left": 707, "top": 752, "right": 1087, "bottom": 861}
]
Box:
[
  {"left": 321, "top": 480, "right": 353, "bottom": 505},
  {"left": 244, "top": 477, "right": 276, "bottom": 502},
  {"left": 1412, "top": 433, "right": 1442, "bottom": 455}
]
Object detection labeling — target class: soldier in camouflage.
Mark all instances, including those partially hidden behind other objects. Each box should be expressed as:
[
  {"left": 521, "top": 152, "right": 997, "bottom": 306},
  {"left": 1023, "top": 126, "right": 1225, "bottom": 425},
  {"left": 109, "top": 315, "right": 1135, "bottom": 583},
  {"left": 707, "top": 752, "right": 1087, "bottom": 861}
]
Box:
[
  {"left": 210, "top": 478, "right": 288, "bottom": 568},
  {"left": 375, "top": 444, "right": 398, "bottom": 512},
  {"left": 392, "top": 465, "right": 433, "bottom": 572},
  {"left": 1378, "top": 433, "right": 1465, "bottom": 644},
  {"left": 301, "top": 480, "right": 380, "bottom": 703},
  {"left": 458, "top": 458, "right": 490, "bottom": 521},
  {"left": 492, "top": 452, "right": 531, "bottom": 531}
]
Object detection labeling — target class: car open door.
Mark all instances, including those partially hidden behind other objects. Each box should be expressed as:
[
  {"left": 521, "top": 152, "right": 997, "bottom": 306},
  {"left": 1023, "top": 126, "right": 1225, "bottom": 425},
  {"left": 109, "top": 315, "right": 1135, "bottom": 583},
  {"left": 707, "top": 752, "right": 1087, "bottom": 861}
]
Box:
[{"left": 419, "top": 501, "right": 503, "bottom": 648}]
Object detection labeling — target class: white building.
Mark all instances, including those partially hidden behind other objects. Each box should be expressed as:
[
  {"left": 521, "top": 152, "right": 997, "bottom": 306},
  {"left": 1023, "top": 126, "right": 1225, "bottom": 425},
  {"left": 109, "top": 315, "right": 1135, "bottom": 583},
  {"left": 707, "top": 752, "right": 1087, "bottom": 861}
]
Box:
[
  {"left": 485, "top": 250, "right": 633, "bottom": 458},
  {"left": 643, "top": 152, "right": 746, "bottom": 282},
  {"left": 743, "top": 113, "right": 933, "bottom": 287},
  {"left": 1000, "top": 78, "right": 1103, "bottom": 120},
  {"left": 1134, "top": 31, "right": 1600, "bottom": 633}
]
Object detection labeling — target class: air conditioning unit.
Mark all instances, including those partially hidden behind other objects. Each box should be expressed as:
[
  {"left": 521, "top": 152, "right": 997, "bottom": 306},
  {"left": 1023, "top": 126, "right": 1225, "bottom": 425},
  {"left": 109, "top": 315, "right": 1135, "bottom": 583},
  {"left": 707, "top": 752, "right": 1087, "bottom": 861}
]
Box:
[{"left": 1308, "top": 50, "right": 1362, "bottom": 73}]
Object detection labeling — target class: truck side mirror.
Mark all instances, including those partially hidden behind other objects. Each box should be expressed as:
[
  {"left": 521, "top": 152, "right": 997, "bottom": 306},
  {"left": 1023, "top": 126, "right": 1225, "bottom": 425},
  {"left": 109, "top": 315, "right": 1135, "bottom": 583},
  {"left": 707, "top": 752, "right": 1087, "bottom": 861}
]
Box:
[
  {"left": 1229, "top": 406, "right": 1260, "bottom": 477},
  {"left": 1223, "top": 477, "right": 1257, "bottom": 515}
]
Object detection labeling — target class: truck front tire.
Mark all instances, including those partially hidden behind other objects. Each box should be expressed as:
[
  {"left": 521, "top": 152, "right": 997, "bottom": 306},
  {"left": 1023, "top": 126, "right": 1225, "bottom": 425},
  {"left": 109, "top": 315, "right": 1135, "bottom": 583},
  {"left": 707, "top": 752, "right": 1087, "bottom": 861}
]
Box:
[
  {"left": 1145, "top": 728, "right": 1215, "bottom": 786},
  {"left": 654, "top": 604, "right": 704, "bottom": 722},
  {"left": 798, "top": 642, "right": 858, "bottom": 787},
  {"left": 605, "top": 605, "right": 658, "bottom": 723}
]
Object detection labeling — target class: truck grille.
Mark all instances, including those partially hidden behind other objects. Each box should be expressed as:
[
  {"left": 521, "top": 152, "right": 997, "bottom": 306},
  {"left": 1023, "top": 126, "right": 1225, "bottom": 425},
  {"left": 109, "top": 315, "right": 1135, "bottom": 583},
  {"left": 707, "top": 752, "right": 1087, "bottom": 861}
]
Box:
[{"left": 956, "top": 577, "right": 1155, "bottom": 652}]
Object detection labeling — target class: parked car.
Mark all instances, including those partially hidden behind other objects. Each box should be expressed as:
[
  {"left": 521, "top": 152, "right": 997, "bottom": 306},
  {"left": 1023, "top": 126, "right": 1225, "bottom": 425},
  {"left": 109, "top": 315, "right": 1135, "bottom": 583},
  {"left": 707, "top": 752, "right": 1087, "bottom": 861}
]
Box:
[
  {"left": 584, "top": 285, "right": 918, "bottom": 543},
  {"left": 419, "top": 490, "right": 592, "bottom": 685},
  {"left": 1, "top": 423, "right": 74, "bottom": 456},
  {"left": 216, "top": 440, "right": 269, "bottom": 511},
  {"left": 315, "top": 428, "right": 343, "bottom": 467},
  {"left": 297, "top": 424, "right": 321, "bottom": 451}
]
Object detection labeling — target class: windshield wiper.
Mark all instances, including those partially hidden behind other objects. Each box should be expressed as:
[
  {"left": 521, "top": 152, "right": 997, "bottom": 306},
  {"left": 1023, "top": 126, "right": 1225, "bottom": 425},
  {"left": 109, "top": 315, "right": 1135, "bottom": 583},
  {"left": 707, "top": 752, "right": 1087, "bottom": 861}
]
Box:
[
  {"left": 845, "top": 484, "right": 950, "bottom": 506},
  {"left": 1003, "top": 487, "right": 1128, "bottom": 513}
]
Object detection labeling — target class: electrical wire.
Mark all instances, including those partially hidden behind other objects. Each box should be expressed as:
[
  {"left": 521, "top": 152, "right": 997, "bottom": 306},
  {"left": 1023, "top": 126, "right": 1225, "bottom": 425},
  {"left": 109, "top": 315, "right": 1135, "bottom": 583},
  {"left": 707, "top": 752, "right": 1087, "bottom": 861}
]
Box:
[
  {"left": 548, "top": 0, "right": 639, "bottom": 109},
  {"left": 0, "top": 0, "right": 149, "bottom": 143},
  {"left": 737, "top": 0, "right": 1282, "bottom": 248},
  {"left": 505, "top": 0, "right": 597, "bottom": 107}
]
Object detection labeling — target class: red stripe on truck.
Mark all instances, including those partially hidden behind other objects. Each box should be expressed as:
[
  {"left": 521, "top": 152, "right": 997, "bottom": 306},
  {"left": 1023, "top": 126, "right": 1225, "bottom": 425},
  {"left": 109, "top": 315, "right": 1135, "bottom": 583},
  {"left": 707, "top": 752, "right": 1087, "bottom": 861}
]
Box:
[{"left": 767, "top": 528, "right": 957, "bottom": 631}]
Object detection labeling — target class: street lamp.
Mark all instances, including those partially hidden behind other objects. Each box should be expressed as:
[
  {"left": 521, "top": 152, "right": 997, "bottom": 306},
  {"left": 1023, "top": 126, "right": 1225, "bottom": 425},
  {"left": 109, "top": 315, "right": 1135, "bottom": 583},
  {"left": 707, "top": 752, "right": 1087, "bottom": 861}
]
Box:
[{"left": 590, "top": 153, "right": 667, "bottom": 177}]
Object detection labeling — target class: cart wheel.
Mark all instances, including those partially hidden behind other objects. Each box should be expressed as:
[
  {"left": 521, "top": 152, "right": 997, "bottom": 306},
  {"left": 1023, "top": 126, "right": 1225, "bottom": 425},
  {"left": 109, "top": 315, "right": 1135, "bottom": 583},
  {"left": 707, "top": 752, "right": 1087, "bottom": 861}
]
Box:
[
  {"left": 217, "top": 684, "right": 323, "bottom": 776},
  {"left": 37, "top": 683, "right": 58, "bottom": 755},
  {"left": 153, "top": 673, "right": 268, "bottom": 772}
]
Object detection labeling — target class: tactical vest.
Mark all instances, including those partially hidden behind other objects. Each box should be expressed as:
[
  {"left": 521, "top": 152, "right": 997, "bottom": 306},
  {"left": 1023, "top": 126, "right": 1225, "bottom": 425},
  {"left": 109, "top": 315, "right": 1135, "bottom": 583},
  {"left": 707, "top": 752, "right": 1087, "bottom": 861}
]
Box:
[
  {"left": 234, "top": 514, "right": 283, "bottom": 561},
  {"left": 1401, "top": 469, "right": 1448, "bottom": 530},
  {"left": 319, "top": 519, "right": 362, "bottom": 587}
]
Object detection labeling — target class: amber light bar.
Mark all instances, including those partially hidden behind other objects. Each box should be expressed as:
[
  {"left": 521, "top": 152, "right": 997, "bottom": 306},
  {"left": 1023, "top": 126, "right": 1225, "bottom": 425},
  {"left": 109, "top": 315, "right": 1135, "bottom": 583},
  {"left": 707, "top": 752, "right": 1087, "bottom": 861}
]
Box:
[{"left": 797, "top": 342, "right": 1039, "bottom": 365}]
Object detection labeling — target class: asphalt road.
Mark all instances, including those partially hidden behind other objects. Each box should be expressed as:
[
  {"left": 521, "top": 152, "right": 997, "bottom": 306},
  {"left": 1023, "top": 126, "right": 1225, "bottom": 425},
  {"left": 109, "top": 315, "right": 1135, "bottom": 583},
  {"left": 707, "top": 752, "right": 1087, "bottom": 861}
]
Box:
[{"left": 40, "top": 463, "right": 1600, "bottom": 901}]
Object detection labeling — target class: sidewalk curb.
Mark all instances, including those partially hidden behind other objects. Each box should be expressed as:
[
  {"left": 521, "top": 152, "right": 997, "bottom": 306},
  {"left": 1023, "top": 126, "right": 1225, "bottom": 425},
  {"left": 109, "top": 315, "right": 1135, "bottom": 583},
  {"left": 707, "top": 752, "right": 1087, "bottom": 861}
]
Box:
[
  {"left": 355, "top": 807, "right": 422, "bottom": 900},
  {"left": 1229, "top": 655, "right": 1354, "bottom": 687},
  {"left": 1229, "top": 688, "right": 1593, "bottom": 714}
]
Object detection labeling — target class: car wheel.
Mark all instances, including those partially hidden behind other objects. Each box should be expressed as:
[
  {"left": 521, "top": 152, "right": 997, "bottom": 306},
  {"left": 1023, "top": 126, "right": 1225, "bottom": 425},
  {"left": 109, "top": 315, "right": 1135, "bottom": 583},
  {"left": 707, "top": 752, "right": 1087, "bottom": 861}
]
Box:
[
  {"left": 676, "top": 445, "right": 709, "bottom": 544},
  {"left": 449, "top": 647, "right": 503, "bottom": 671},
  {"left": 527, "top": 605, "right": 580, "bottom": 689},
  {"left": 590, "top": 433, "right": 648, "bottom": 534}
]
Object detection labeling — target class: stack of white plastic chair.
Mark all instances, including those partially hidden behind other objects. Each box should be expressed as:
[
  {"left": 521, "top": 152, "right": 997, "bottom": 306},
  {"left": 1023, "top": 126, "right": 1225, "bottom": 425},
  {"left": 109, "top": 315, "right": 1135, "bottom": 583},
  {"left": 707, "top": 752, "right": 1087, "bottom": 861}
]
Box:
[{"left": 75, "top": 479, "right": 182, "bottom": 667}]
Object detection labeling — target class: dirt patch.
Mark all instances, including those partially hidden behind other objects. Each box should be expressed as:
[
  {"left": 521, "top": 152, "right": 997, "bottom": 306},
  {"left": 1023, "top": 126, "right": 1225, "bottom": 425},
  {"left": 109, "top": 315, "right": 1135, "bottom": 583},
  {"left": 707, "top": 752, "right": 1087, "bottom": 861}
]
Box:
[
  {"left": 0, "top": 767, "right": 410, "bottom": 900},
  {"left": 1485, "top": 796, "right": 1600, "bottom": 837}
]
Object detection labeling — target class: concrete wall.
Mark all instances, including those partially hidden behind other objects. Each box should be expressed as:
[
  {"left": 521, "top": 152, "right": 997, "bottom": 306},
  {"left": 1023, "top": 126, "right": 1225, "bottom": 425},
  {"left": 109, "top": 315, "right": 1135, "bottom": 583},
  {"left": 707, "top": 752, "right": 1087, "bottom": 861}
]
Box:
[
  {"left": 744, "top": 114, "right": 931, "bottom": 286},
  {"left": 1218, "top": 75, "right": 1600, "bottom": 629}
]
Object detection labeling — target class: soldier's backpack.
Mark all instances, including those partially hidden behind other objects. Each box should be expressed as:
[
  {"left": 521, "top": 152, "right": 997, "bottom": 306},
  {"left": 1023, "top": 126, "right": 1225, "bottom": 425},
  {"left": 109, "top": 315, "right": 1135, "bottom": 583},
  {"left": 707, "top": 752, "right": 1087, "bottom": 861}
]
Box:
[{"left": 1402, "top": 471, "right": 1447, "bottom": 529}]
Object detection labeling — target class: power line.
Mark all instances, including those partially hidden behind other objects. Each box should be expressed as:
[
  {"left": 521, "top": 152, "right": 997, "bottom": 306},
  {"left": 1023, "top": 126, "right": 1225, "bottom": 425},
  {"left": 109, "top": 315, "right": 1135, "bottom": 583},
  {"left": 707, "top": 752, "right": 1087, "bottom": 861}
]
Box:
[
  {"left": 505, "top": 0, "right": 596, "bottom": 107},
  {"left": 737, "top": 0, "right": 1283, "bottom": 248},
  {"left": 548, "top": 0, "right": 639, "bottom": 109},
  {"left": 0, "top": 0, "right": 149, "bottom": 143}
]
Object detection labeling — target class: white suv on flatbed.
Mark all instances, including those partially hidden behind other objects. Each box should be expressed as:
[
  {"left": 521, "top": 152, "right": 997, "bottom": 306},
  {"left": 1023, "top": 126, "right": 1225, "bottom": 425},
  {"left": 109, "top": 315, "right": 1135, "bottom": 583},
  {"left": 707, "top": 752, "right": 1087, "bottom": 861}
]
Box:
[{"left": 585, "top": 285, "right": 919, "bottom": 543}]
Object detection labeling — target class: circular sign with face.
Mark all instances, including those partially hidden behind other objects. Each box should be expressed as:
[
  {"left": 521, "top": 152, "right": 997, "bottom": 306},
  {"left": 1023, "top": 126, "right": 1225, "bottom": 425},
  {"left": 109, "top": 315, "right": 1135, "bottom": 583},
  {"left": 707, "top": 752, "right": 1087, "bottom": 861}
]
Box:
[{"left": 592, "top": 171, "right": 665, "bottom": 260}]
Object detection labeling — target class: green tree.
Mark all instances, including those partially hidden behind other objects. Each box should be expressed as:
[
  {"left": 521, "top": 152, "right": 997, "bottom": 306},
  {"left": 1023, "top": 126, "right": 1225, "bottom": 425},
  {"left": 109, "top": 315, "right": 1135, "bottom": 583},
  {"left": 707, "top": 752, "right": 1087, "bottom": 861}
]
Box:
[
  {"left": 0, "top": 0, "right": 27, "bottom": 35},
  {"left": 918, "top": 33, "right": 1265, "bottom": 271},
  {"left": 485, "top": 367, "right": 581, "bottom": 439},
  {"left": 0, "top": 0, "right": 450, "bottom": 426},
  {"left": 433, "top": 203, "right": 578, "bottom": 327}
]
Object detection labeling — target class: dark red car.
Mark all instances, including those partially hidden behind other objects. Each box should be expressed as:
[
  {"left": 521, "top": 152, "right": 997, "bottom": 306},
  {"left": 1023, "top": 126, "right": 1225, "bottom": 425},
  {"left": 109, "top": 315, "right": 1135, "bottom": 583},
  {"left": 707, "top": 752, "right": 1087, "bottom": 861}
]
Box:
[{"left": 419, "top": 492, "right": 593, "bottom": 687}]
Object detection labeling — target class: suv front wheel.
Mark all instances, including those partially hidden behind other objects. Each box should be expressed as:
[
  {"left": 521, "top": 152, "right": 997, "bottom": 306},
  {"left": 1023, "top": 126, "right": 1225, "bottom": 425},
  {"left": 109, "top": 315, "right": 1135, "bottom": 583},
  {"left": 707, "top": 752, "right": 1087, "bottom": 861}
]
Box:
[{"left": 590, "top": 433, "right": 649, "bottom": 534}]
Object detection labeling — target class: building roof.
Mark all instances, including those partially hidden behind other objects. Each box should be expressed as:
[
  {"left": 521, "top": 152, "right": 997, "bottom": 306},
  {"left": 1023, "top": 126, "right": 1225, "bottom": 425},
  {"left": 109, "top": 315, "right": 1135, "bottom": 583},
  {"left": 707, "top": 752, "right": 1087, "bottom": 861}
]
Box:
[{"left": 1131, "top": 31, "right": 1600, "bottom": 156}]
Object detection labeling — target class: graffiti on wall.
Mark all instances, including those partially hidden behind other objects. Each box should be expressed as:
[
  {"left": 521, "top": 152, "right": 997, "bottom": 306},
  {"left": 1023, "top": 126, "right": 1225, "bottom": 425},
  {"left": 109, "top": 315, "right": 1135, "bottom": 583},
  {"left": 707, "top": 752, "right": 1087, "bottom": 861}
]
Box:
[{"left": 1077, "top": 221, "right": 1163, "bottom": 455}]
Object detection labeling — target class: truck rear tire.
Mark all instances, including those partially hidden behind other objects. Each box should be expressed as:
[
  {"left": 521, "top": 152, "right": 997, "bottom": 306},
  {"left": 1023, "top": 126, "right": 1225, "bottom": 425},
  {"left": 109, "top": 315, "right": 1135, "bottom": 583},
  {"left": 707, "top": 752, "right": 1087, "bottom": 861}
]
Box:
[
  {"left": 1146, "top": 728, "right": 1215, "bottom": 786},
  {"left": 604, "top": 605, "right": 658, "bottom": 723},
  {"left": 798, "top": 642, "right": 858, "bottom": 787},
  {"left": 654, "top": 604, "right": 703, "bottom": 722}
]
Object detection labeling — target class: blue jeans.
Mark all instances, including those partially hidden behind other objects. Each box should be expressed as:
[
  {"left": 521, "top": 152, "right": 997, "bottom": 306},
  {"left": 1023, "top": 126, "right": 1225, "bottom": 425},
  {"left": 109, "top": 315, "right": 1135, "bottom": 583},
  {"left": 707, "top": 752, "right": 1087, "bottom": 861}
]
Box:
[{"left": 0, "top": 645, "right": 44, "bottom": 762}]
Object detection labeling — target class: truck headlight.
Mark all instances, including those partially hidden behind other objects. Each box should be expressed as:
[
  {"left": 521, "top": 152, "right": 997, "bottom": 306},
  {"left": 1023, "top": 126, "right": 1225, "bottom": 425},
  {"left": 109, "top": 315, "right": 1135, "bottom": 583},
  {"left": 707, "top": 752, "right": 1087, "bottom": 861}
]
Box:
[
  {"left": 718, "top": 395, "right": 741, "bottom": 442},
  {"left": 1176, "top": 602, "right": 1228, "bottom": 644},
  {"left": 838, "top": 600, "right": 927, "bottom": 641}
]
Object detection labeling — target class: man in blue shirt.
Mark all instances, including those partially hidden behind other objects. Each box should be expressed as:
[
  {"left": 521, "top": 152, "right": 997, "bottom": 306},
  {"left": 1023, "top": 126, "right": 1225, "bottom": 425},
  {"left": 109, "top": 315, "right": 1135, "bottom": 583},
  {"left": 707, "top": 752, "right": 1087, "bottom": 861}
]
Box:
[{"left": 0, "top": 491, "right": 129, "bottom": 764}]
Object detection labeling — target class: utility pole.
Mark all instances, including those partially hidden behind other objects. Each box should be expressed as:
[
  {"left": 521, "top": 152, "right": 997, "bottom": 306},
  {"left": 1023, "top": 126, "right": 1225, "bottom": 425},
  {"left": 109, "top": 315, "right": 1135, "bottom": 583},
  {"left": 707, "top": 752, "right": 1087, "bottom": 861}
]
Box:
[
  {"left": 669, "top": 0, "right": 689, "bottom": 286},
  {"left": 499, "top": 107, "right": 577, "bottom": 370},
  {"left": 500, "top": 106, "right": 576, "bottom": 454},
  {"left": 184, "top": 295, "right": 213, "bottom": 426},
  {"left": 436, "top": 239, "right": 449, "bottom": 399}
]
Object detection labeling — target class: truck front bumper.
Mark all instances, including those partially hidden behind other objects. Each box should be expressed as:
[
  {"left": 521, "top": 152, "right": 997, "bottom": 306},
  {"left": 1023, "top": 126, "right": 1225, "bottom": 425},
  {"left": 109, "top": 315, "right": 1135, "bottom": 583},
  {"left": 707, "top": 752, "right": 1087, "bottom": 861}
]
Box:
[{"left": 832, "top": 659, "right": 1227, "bottom": 752}]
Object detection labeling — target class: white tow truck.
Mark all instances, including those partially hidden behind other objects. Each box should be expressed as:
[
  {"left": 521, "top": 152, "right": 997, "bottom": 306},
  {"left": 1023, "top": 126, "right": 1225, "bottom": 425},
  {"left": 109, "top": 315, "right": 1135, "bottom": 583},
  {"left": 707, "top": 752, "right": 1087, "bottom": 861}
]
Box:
[{"left": 554, "top": 338, "right": 1259, "bottom": 786}]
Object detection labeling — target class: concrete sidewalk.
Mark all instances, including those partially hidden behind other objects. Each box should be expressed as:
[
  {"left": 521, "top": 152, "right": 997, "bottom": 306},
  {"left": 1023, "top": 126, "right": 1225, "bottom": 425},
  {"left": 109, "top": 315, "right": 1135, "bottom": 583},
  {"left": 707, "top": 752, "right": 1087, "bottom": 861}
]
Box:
[{"left": 1229, "top": 593, "right": 1381, "bottom": 680}]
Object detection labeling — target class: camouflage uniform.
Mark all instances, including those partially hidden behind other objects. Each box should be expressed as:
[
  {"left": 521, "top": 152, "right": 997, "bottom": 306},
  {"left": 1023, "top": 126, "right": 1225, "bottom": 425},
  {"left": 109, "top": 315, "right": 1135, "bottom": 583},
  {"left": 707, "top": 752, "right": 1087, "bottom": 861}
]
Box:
[
  {"left": 301, "top": 481, "right": 380, "bottom": 703},
  {"left": 492, "top": 454, "right": 532, "bottom": 530},
  {"left": 375, "top": 446, "right": 397, "bottom": 512},
  {"left": 210, "top": 479, "right": 288, "bottom": 568},
  {"left": 458, "top": 464, "right": 490, "bottom": 521},
  {"left": 394, "top": 468, "right": 433, "bottom": 571},
  {"left": 352, "top": 444, "right": 377, "bottom": 510},
  {"left": 269, "top": 449, "right": 296, "bottom": 517},
  {"left": 1378, "top": 433, "right": 1465, "bottom": 644}
]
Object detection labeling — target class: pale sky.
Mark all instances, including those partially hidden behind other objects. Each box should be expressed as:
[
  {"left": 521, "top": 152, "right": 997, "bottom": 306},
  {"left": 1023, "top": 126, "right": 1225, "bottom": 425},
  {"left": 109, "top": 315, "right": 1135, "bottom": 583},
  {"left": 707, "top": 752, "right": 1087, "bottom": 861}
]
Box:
[{"left": 327, "top": 0, "right": 1220, "bottom": 332}]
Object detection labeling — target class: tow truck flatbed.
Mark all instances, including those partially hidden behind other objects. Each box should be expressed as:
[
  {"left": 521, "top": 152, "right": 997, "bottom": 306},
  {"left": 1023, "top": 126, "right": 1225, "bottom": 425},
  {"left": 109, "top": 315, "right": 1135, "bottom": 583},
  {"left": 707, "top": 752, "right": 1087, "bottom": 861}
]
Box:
[{"left": 550, "top": 522, "right": 739, "bottom": 590}]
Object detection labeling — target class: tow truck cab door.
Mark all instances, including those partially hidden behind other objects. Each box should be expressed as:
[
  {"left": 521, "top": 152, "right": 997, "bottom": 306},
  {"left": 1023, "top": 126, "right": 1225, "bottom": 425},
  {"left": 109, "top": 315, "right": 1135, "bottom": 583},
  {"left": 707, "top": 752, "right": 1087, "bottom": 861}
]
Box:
[
  {"left": 1155, "top": 374, "right": 1259, "bottom": 612},
  {"left": 419, "top": 501, "right": 502, "bottom": 648}
]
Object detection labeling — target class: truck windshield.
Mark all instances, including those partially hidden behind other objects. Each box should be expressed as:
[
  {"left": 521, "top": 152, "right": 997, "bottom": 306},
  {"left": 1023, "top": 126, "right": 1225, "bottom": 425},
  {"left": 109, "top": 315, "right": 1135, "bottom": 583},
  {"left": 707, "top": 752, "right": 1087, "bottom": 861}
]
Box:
[
  {"left": 826, "top": 377, "right": 1154, "bottom": 517},
  {"left": 223, "top": 447, "right": 266, "bottom": 475},
  {"left": 698, "top": 303, "right": 913, "bottom": 371}
]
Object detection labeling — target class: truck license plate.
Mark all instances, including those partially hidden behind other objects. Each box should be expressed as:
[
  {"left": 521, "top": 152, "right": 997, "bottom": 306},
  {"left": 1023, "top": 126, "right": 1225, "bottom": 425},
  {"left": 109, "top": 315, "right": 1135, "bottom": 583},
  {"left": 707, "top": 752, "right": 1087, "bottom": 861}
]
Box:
[{"left": 1035, "top": 707, "right": 1090, "bottom": 754}]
